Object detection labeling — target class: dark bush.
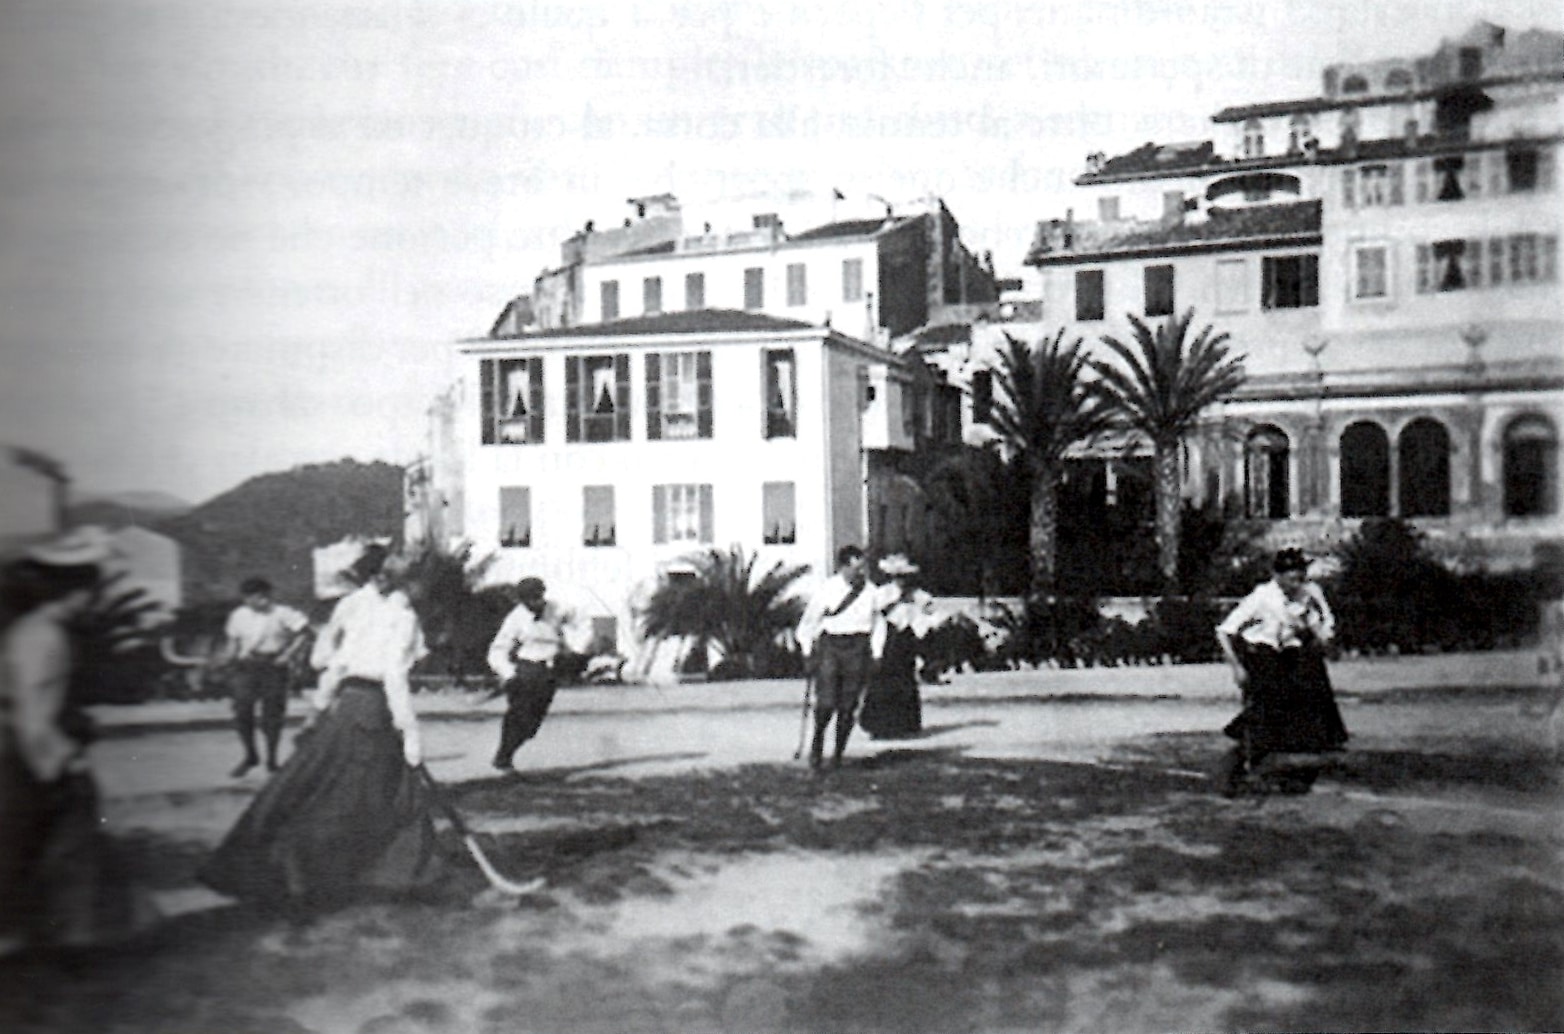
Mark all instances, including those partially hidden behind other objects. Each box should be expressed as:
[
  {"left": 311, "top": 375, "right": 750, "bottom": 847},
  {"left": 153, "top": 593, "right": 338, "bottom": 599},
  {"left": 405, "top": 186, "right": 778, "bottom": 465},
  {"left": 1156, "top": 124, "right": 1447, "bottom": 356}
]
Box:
[
  {"left": 917, "top": 614, "right": 992, "bottom": 680},
  {"left": 993, "top": 595, "right": 1102, "bottom": 667},
  {"left": 1149, "top": 597, "right": 1229, "bottom": 663}
]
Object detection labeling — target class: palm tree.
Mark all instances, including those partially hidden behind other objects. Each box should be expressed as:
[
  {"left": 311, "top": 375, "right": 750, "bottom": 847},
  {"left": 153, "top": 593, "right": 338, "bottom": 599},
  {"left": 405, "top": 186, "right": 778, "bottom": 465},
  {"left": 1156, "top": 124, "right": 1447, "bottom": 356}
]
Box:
[
  {"left": 987, "top": 330, "right": 1117, "bottom": 595},
  {"left": 641, "top": 544, "right": 810, "bottom": 678},
  {"left": 1095, "top": 308, "right": 1247, "bottom": 591},
  {"left": 918, "top": 445, "right": 1030, "bottom": 597}
]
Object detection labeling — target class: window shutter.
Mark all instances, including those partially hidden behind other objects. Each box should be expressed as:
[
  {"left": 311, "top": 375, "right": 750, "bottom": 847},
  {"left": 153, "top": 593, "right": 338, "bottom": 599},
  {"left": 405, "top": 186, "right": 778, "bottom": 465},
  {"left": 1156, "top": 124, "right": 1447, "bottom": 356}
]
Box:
[
  {"left": 1488, "top": 237, "right": 1506, "bottom": 285},
  {"left": 645, "top": 353, "right": 662, "bottom": 440},
  {"left": 1301, "top": 255, "right": 1319, "bottom": 307},
  {"left": 696, "top": 351, "right": 713, "bottom": 438},
  {"left": 698, "top": 484, "right": 714, "bottom": 543},
  {"left": 1538, "top": 148, "right": 1556, "bottom": 192},
  {"left": 565, "top": 356, "right": 581, "bottom": 442},
  {"left": 1463, "top": 239, "right": 1484, "bottom": 289},
  {"left": 1413, "top": 160, "right": 1431, "bottom": 203},
  {"left": 527, "top": 358, "right": 545, "bottom": 443},
  {"left": 1342, "top": 168, "right": 1356, "bottom": 209},
  {"left": 1260, "top": 257, "right": 1276, "bottom": 309},
  {"left": 1541, "top": 235, "right": 1559, "bottom": 281},
  {"left": 614, "top": 353, "right": 631, "bottom": 440},
  {"left": 652, "top": 485, "right": 667, "bottom": 544},
  {"left": 1388, "top": 163, "right": 1405, "bottom": 205},
  {"left": 1461, "top": 153, "right": 1483, "bottom": 198},
  {"left": 480, "top": 359, "right": 496, "bottom": 445},
  {"left": 1414, "top": 244, "right": 1432, "bottom": 293}
]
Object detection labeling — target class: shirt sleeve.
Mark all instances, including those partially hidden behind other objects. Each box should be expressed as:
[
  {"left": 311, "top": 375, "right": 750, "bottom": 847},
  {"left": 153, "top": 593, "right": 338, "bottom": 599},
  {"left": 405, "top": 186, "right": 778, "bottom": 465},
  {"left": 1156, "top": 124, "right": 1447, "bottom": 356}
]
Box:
[
  {"left": 487, "top": 608, "right": 523, "bottom": 682},
  {"left": 796, "top": 583, "right": 830, "bottom": 656},
  {"left": 279, "top": 607, "right": 310, "bottom": 635},
  {"left": 1216, "top": 588, "right": 1262, "bottom": 639},
  {"left": 380, "top": 604, "right": 423, "bottom": 749},
  {"left": 310, "top": 596, "right": 349, "bottom": 671},
  {"left": 1304, "top": 583, "right": 1336, "bottom": 645},
  {"left": 6, "top": 622, "right": 80, "bottom": 782}
]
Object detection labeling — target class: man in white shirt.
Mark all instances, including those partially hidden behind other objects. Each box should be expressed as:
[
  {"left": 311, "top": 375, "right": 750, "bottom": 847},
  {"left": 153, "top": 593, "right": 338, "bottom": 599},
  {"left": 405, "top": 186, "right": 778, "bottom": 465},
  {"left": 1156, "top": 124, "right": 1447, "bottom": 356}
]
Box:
[
  {"left": 796, "top": 544, "right": 884, "bottom": 770},
  {"left": 486, "top": 577, "right": 587, "bottom": 771},
  {"left": 220, "top": 576, "right": 310, "bottom": 776}
]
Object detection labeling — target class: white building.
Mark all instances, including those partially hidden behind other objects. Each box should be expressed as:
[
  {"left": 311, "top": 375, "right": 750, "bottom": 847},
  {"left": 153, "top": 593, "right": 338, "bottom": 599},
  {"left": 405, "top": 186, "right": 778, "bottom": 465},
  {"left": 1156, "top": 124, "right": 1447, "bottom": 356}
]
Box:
[
  {"left": 1020, "top": 20, "right": 1562, "bottom": 568},
  {"left": 456, "top": 309, "right": 933, "bottom": 653}
]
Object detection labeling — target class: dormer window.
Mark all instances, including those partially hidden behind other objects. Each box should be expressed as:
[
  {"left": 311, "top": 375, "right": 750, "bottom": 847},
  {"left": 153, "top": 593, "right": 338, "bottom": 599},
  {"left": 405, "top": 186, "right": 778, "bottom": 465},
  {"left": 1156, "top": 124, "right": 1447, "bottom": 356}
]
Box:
[
  {"left": 1242, "top": 119, "right": 1265, "bottom": 158},
  {"left": 1341, "top": 74, "right": 1369, "bottom": 95},
  {"left": 1287, "top": 115, "right": 1312, "bottom": 154},
  {"left": 1385, "top": 68, "right": 1413, "bottom": 92}
]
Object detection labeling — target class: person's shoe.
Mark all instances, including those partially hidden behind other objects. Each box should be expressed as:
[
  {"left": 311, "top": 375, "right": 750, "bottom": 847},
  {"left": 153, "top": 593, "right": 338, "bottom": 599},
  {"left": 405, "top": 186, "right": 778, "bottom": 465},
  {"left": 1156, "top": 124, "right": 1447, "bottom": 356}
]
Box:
[
  {"left": 492, "top": 756, "right": 515, "bottom": 772},
  {"left": 266, "top": 759, "right": 281, "bottom": 773},
  {"left": 807, "top": 752, "right": 823, "bottom": 770},
  {"left": 230, "top": 758, "right": 258, "bottom": 778},
  {"left": 830, "top": 754, "right": 843, "bottom": 770}
]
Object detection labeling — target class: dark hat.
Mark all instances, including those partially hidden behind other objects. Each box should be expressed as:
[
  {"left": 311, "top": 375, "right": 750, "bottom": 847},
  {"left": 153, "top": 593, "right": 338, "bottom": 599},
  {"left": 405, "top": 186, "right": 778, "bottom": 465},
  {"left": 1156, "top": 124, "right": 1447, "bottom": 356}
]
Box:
[
  {"left": 349, "top": 542, "right": 391, "bottom": 584},
  {"left": 516, "top": 576, "right": 546, "bottom": 601},
  {"left": 1272, "top": 548, "right": 1309, "bottom": 573}
]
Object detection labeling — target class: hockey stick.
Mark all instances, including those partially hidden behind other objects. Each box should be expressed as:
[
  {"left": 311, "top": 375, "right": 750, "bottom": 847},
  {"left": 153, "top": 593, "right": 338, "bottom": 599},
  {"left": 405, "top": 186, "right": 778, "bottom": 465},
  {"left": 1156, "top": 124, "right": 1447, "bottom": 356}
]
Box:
[
  {"left": 791, "top": 671, "right": 814, "bottom": 760},
  {"left": 416, "top": 766, "right": 545, "bottom": 895}
]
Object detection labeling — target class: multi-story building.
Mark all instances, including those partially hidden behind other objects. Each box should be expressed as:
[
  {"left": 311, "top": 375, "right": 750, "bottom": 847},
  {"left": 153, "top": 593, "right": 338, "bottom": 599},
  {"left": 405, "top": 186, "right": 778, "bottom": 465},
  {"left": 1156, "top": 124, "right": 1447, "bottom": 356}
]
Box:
[
  {"left": 1022, "top": 20, "right": 1562, "bottom": 568},
  {"left": 455, "top": 309, "right": 946, "bottom": 654}
]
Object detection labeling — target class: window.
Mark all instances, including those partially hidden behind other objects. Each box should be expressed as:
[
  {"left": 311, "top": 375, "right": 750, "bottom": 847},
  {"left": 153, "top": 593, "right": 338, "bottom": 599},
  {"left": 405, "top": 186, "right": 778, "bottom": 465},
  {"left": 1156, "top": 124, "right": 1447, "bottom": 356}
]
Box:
[
  {"left": 565, "top": 354, "right": 631, "bottom": 442},
  {"left": 1458, "top": 46, "right": 1482, "bottom": 81},
  {"left": 1504, "top": 416, "right": 1558, "bottom": 517},
  {"left": 1075, "top": 269, "right": 1105, "bottom": 321},
  {"left": 1504, "top": 146, "right": 1555, "bottom": 193},
  {"left": 600, "top": 280, "right": 620, "bottom": 321},
  {"left": 685, "top": 272, "right": 705, "bottom": 309},
  {"left": 1353, "top": 246, "right": 1389, "bottom": 300},
  {"left": 743, "top": 267, "right": 764, "bottom": 310},
  {"left": 583, "top": 486, "right": 615, "bottom": 546},
  {"left": 499, "top": 487, "right": 531, "bottom": 547},
  {"left": 1143, "top": 264, "right": 1174, "bottom": 317},
  {"left": 1385, "top": 68, "right": 1413, "bottom": 92},
  {"left": 1398, "top": 419, "right": 1450, "bottom": 518},
  {"left": 1242, "top": 118, "right": 1264, "bottom": 158},
  {"left": 1215, "top": 259, "right": 1248, "bottom": 313},
  {"left": 1432, "top": 156, "right": 1465, "bottom": 201},
  {"left": 1416, "top": 240, "right": 1467, "bottom": 292},
  {"left": 1339, "top": 422, "right": 1390, "bottom": 517},
  {"left": 1261, "top": 254, "right": 1318, "bottom": 309},
  {"left": 653, "top": 484, "right": 713, "bottom": 543},
  {"left": 1350, "top": 164, "right": 1403, "bottom": 207},
  {"left": 478, "top": 357, "right": 544, "bottom": 445},
  {"left": 1341, "top": 74, "right": 1369, "bottom": 95},
  {"left": 643, "top": 276, "right": 663, "bottom": 315},
  {"left": 786, "top": 263, "right": 807, "bottom": 306},
  {"left": 970, "top": 369, "right": 993, "bottom": 425},
  {"left": 762, "top": 482, "right": 796, "bottom": 544},
  {"left": 763, "top": 349, "right": 797, "bottom": 439},
  {"left": 842, "top": 258, "right": 864, "bottom": 302},
  {"left": 1244, "top": 426, "right": 1290, "bottom": 519},
  {"left": 1287, "top": 114, "right": 1311, "bottom": 154},
  {"left": 1418, "top": 234, "right": 1557, "bottom": 291},
  {"left": 645, "top": 351, "right": 712, "bottom": 440}
]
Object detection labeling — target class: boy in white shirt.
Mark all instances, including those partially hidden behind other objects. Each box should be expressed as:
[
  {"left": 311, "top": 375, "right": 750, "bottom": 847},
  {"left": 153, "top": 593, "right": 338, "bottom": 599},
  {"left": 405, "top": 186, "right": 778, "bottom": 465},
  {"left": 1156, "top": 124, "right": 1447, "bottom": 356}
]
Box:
[
  {"left": 220, "top": 577, "right": 309, "bottom": 776},
  {"left": 486, "top": 577, "right": 588, "bottom": 771}
]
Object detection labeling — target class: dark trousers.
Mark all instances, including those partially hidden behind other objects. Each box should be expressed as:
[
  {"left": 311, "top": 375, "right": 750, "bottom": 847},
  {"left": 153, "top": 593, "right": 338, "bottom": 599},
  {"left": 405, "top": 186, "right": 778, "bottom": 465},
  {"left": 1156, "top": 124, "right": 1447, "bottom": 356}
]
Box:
[
  {"left": 811, "top": 634, "right": 871, "bottom": 765},
  {"left": 495, "top": 660, "right": 558, "bottom": 764},
  {"left": 232, "top": 658, "right": 289, "bottom": 764}
]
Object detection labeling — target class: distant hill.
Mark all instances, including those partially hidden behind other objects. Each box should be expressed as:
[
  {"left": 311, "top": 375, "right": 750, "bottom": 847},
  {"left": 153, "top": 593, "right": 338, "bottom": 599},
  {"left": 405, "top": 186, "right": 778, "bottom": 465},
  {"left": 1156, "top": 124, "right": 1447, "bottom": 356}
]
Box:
[
  {"left": 68, "top": 490, "right": 193, "bottom": 528},
  {"left": 155, "top": 459, "right": 405, "bottom": 606}
]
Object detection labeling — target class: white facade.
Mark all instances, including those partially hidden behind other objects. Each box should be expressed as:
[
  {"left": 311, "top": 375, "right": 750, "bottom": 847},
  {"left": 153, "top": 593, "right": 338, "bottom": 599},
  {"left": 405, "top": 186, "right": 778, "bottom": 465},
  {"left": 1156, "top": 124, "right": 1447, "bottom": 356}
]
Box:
[{"left": 457, "top": 316, "right": 903, "bottom": 653}]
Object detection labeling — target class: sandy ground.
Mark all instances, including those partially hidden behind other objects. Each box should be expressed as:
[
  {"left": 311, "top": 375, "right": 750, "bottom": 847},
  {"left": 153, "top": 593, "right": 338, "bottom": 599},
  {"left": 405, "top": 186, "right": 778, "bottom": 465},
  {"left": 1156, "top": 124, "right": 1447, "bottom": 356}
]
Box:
[{"left": 2, "top": 652, "right": 1561, "bottom": 1033}]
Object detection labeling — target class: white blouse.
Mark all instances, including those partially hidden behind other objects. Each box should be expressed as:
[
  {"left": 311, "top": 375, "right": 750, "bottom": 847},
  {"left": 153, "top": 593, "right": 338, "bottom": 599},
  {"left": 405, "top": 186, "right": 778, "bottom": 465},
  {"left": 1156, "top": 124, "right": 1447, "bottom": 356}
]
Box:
[
  {"left": 1217, "top": 580, "right": 1335, "bottom": 651},
  {"left": 310, "top": 585, "right": 427, "bottom": 749}
]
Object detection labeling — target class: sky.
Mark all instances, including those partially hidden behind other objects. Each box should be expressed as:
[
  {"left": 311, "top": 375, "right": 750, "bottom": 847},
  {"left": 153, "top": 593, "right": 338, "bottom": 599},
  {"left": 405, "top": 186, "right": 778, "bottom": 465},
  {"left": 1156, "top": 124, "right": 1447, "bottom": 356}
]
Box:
[{"left": 0, "top": 0, "right": 1558, "bottom": 507}]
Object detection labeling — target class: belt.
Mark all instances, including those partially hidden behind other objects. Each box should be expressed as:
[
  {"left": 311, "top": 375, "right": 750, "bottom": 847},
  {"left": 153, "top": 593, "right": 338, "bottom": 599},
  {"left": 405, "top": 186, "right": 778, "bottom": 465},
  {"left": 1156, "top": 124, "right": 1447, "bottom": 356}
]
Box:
[{"left": 820, "top": 632, "right": 870, "bottom": 641}]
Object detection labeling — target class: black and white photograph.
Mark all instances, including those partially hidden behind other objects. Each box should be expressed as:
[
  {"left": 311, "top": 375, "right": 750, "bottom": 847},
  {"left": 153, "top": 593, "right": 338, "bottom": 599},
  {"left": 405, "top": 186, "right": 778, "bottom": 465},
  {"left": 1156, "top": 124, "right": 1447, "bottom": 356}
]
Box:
[{"left": 1, "top": 1, "right": 1561, "bottom": 1031}]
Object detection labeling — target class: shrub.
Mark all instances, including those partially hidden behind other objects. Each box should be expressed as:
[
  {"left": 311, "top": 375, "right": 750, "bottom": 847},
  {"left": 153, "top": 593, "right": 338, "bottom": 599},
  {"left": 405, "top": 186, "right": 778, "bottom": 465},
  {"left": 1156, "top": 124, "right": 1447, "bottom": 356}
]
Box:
[{"left": 992, "top": 595, "right": 1102, "bottom": 667}]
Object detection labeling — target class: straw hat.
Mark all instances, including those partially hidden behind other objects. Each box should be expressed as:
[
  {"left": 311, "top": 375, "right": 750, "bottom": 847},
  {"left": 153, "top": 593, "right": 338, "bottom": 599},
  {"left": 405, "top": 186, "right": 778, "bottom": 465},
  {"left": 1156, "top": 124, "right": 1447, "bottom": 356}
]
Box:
[
  {"left": 878, "top": 553, "right": 919, "bottom": 577},
  {"left": 25, "top": 526, "right": 116, "bottom": 567}
]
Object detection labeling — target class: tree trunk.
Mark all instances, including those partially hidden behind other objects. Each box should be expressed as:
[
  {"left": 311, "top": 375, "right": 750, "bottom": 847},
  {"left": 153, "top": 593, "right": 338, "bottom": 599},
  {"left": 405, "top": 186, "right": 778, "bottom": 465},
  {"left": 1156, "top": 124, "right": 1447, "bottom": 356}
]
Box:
[
  {"left": 1029, "top": 464, "right": 1059, "bottom": 596},
  {"left": 1154, "top": 445, "right": 1182, "bottom": 591}
]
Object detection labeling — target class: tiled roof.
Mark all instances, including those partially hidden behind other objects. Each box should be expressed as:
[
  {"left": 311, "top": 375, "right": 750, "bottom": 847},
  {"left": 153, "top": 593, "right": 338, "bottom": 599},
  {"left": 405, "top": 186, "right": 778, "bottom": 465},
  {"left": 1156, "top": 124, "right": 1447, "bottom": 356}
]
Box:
[
  {"left": 1027, "top": 200, "right": 1321, "bottom": 265},
  {"left": 487, "top": 309, "right": 817, "bottom": 341},
  {"left": 788, "top": 217, "right": 902, "bottom": 242},
  {"left": 1094, "top": 140, "right": 1218, "bottom": 177}
]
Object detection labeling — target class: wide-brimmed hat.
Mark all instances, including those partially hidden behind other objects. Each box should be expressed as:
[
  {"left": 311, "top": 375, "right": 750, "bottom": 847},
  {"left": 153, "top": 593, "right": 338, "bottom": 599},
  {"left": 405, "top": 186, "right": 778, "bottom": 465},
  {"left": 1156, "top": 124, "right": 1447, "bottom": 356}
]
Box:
[
  {"left": 878, "top": 553, "right": 919, "bottom": 577},
  {"left": 348, "top": 542, "right": 391, "bottom": 583},
  {"left": 25, "top": 526, "right": 116, "bottom": 567},
  {"left": 516, "top": 576, "right": 547, "bottom": 601},
  {"left": 1271, "top": 547, "right": 1309, "bottom": 574}
]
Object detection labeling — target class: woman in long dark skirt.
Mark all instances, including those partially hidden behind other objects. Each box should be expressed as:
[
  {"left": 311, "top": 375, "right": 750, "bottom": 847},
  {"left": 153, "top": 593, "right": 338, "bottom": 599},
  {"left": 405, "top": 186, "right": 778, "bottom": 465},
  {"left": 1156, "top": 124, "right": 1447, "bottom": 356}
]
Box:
[
  {"left": 1214, "top": 548, "right": 1347, "bottom": 796},
  {"left": 199, "top": 549, "right": 443, "bottom": 911},
  {"left": 0, "top": 529, "right": 157, "bottom": 957},
  {"left": 860, "top": 555, "right": 937, "bottom": 741}
]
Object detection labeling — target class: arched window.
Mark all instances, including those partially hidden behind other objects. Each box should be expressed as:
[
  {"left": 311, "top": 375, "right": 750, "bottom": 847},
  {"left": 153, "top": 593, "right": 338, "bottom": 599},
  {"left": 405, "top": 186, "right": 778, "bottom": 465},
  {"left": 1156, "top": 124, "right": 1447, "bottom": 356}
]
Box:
[
  {"left": 1243, "top": 119, "right": 1265, "bottom": 159},
  {"left": 1340, "top": 421, "right": 1390, "bottom": 517},
  {"left": 1245, "top": 426, "right": 1290, "bottom": 519},
  {"left": 1288, "top": 114, "right": 1312, "bottom": 153},
  {"left": 1385, "top": 68, "right": 1414, "bottom": 92},
  {"left": 1398, "top": 418, "right": 1450, "bottom": 517},
  {"left": 1504, "top": 415, "right": 1559, "bottom": 517},
  {"left": 1342, "top": 74, "right": 1370, "bottom": 95}
]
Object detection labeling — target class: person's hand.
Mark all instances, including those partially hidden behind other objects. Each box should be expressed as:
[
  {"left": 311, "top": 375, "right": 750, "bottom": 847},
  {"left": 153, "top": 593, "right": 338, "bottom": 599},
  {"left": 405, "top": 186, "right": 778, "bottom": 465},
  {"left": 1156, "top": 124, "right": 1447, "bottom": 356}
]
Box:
[{"left": 402, "top": 734, "right": 422, "bottom": 768}]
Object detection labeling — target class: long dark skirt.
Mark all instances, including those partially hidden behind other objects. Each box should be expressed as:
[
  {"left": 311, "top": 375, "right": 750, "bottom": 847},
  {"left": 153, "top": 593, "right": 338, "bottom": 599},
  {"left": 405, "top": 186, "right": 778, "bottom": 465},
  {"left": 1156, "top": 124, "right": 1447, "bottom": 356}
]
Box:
[
  {"left": 1224, "top": 643, "right": 1349, "bottom": 756},
  {"left": 860, "top": 627, "right": 923, "bottom": 740},
  {"left": 199, "top": 679, "right": 443, "bottom": 909},
  {"left": 0, "top": 752, "right": 156, "bottom": 949}
]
